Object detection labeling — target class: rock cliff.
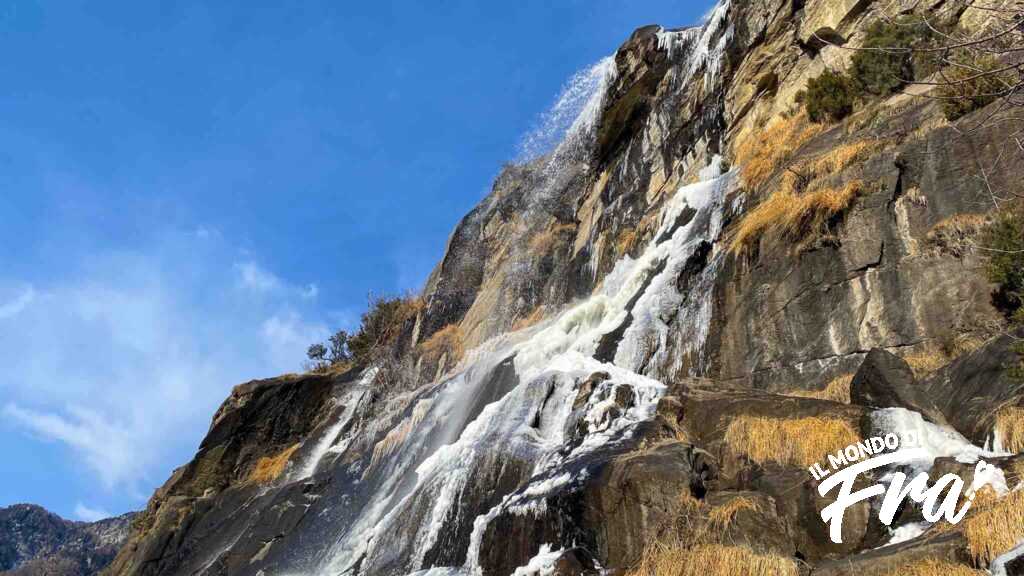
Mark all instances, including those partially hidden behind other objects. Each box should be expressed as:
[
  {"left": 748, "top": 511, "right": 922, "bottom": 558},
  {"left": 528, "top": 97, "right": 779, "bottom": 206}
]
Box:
[
  {"left": 106, "top": 0, "right": 1024, "bottom": 574},
  {"left": 0, "top": 504, "right": 134, "bottom": 576}
]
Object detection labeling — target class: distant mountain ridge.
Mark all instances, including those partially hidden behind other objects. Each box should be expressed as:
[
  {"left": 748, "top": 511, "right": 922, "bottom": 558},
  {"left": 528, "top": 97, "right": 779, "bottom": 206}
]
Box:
[{"left": 0, "top": 504, "right": 134, "bottom": 576}]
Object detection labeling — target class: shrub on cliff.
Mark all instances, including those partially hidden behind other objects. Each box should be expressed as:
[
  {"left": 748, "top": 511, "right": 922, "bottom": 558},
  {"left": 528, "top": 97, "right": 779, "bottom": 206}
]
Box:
[
  {"left": 984, "top": 208, "right": 1024, "bottom": 321},
  {"left": 938, "top": 54, "right": 1009, "bottom": 120},
  {"left": 348, "top": 295, "right": 420, "bottom": 360},
  {"left": 307, "top": 294, "right": 422, "bottom": 372},
  {"left": 803, "top": 69, "right": 857, "bottom": 123},
  {"left": 849, "top": 19, "right": 930, "bottom": 97},
  {"left": 983, "top": 207, "right": 1024, "bottom": 380}
]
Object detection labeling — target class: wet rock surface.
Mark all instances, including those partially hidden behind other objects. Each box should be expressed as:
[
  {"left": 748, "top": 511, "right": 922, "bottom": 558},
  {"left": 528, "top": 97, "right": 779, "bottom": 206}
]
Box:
[{"left": 99, "top": 0, "right": 1024, "bottom": 574}]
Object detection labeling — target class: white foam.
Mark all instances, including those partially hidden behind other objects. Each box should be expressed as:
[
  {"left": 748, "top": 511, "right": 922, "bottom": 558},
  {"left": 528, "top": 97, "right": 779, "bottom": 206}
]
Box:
[
  {"left": 510, "top": 545, "right": 565, "bottom": 576},
  {"left": 882, "top": 522, "right": 929, "bottom": 547},
  {"left": 870, "top": 408, "right": 1008, "bottom": 474}
]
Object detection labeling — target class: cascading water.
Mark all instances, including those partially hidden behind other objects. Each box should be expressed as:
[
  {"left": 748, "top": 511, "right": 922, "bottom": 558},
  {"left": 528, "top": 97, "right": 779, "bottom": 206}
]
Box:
[
  {"left": 262, "top": 4, "right": 740, "bottom": 574},
  {"left": 304, "top": 159, "right": 735, "bottom": 575},
  {"left": 516, "top": 56, "right": 617, "bottom": 165}
]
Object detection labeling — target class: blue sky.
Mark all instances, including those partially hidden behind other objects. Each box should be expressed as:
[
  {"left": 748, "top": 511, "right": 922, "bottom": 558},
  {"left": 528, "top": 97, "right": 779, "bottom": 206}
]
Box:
[{"left": 0, "top": 0, "right": 713, "bottom": 521}]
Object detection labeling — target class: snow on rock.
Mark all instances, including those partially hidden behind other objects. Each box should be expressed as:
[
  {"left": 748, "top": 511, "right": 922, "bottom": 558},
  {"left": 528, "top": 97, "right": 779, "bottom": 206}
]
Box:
[
  {"left": 992, "top": 541, "right": 1024, "bottom": 576},
  {"left": 870, "top": 408, "right": 1008, "bottom": 473},
  {"left": 510, "top": 545, "right": 566, "bottom": 576},
  {"left": 882, "top": 522, "right": 929, "bottom": 547}
]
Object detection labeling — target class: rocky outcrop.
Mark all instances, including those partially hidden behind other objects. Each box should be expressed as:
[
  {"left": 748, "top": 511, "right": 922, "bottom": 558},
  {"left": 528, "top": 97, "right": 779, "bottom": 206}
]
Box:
[
  {"left": 106, "top": 371, "right": 349, "bottom": 576},
  {"left": 103, "top": 0, "right": 1024, "bottom": 575},
  {"left": 922, "top": 328, "right": 1024, "bottom": 445},
  {"left": 850, "top": 348, "right": 939, "bottom": 419},
  {"left": 0, "top": 504, "right": 134, "bottom": 576}
]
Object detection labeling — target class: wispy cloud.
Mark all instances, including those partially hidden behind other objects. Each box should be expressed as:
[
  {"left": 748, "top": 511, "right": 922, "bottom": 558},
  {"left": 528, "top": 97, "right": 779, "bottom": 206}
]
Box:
[
  {"left": 0, "top": 231, "right": 326, "bottom": 502},
  {"left": 0, "top": 286, "right": 36, "bottom": 320},
  {"left": 73, "top": 502, "right": 112, "bottom": 522},
  {"left": 235, "top": 261, "right": 283, "bottom": 293},
  {"left": 4, "top": 404, "right": 143, "bottom": 492},
  {"left": 260, "top": 312, "right": 329, "bottom": 374}
]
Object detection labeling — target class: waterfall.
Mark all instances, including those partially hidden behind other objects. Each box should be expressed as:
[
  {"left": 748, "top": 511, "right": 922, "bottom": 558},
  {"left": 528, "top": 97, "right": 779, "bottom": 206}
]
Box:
[
  {"left": 516, "top": 56, "right": 617, "bottom": 164},
  {"left": 275, "top": 4, "right": 741, "bottom": 573},
  {"left": 305, "top": 159, "right": 734, "bottom": 575}
]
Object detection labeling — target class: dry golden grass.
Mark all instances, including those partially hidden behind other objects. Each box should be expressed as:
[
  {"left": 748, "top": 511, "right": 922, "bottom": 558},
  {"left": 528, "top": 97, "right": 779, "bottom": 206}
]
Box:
[
  {"left": 724, "top": 416, "right": 860, "bottom": 468},
  {"left": 616, "top": 227, "right": 639, "bottom": 256},
  {"left": 528, "top": 222, "right": 575, "bottom": 255},
  {"left": 899, "top": 335, "right": 987, "bottom": 381},
  {"left": 727, "top": 190, "right": 792, "bottom": 254},
  {"left": 883, "top": 559, "right": 986, "bottom": 576},
  {"left": 677, "top": 488, "right": 704, "bottom": 514},
  {"left": 787, "top": 374, "right": 853, "bottom": 403},
  {"left": 511, "top": 306, "right": 547, "bottom": 332},
  {"left": 970, "top": 485, "right": 1001, "bottom": 510},
  {"left": 926, "top": 213, "right": 990, "bottom": 256},
  {"left": 729, "top": 180, "right": 865, "bottom": 254},
  {"left": 248, "top": 443, "right": 301, "bottom": 484},
  {"left": 1005, "top": 459, "right": 1024, "bottom": 489},
  {"left": 995, "top": 406, "right": 1024, "bottom": 453},
  {"left": 730, "top": 138, "right": 875, "bottom": 255},
  {"left": 706, "top": 496, "right": 759, "bottom": 530},
  {"left": 734, "top": 112, "right": 824, "bottom": 192},
  {"left": 903, "top": 345, "right": 949, "bottom": 378},
  {"left": 936, "top": 332, "right": 988, "bottom": 361},
  {"left": 628, "top": 543, "right": 798, "bottom": 576},
  {"left": 962, "top": 489, "right": 1024, "bottom": 564},
  {"left": 418, "top": 323, "right": 465, "bottom": 366},
  {"left": 803, "top": 141, "right": 875, "bottom": 179},
  {"left": 928, "top": 213, "right": 989, "bottom": 240}
]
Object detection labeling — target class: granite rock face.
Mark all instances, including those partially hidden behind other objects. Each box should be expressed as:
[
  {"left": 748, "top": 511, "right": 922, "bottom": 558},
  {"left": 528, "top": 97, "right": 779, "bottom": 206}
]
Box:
[{"left": 103, "top": 0, "right": 1024, "bottom": 574}]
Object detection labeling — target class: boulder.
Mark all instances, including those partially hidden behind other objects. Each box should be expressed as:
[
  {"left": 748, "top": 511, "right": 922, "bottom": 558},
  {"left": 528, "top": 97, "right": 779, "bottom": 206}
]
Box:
[
  {"left": 477, "top": 422, "right": 714, "bottom": 575},
  {"left": 921, "top": 329, "right": 1024, "bottom": 444},
  {"left": 850, "top": 348, "right": 941, "bottom": 423},
  {"left": 810, "top": 529, "right": 970, "bottom": 575}
]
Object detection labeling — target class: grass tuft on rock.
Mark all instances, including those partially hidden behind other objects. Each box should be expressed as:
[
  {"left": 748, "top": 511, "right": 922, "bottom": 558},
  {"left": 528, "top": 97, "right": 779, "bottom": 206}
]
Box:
[
  {"left": 706, "top": 496, "right": 760, "bottom": 530},
  {"left": 628, "top": 543, "right": 798, "bottom": 576},
  {"left": 248, "top": 443, "right": 301, "bottom": 484},
  {"left": 995, "top": 406, "right": 1024, "bottom": 453},
  {"left": 724, "top": 416, "right": 860, "bottom": 468},
  {"left": 418, "top": 323, "right": 465, "bottom": 369},
  {"left": 730, "top": 138, "right": 874, "bottom": 255},
  {"left": 963, "top": 489, "right": 1024, "bottom": 564},
  {"left": 926, "top": 213, "right": 990, "bottom": 257},
  {"left": 729, "top": 180, "right": 864, "bottom": 254},
  {"left": 787, "top": 374, "right": 853, "bottom": 403},
  {"left": 883, "top": 559, "right": 986, "bottom": 576},
  {"left": 902, "top": 344, "right": 950, "bottom": 378},
  {"left": 734, "top": 112, "right": 823, "bottom": 192}
]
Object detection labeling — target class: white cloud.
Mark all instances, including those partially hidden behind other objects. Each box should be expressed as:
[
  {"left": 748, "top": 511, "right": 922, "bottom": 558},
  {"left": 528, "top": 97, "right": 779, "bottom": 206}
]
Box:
[
  {"left": 261, "top": 312, "right": 329, "bottom": 374},
  {"left": 0, "top": 232, "right": 327, "bottom": 500},
  {"left": 4, "top": 403, "right": 143, "bottom": 492},
  {"left": 235, "top": 261, "right": 283, "bottom": 293},
  {"left": 74, "top": 502, "right": 112, "bottom": 522},
  {"left": 0, "top": 286, "right": 36, "bottom": 320}
]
